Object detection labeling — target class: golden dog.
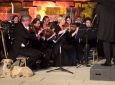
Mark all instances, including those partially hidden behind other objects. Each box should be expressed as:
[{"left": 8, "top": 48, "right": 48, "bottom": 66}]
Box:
[
  {"left": 11, "top": 66, "right": 33, "bottom": 78},
  {"left": 1, "top": 59, "right": 34, "bottom": 78},
  {"left": 0, "top": 59, "right": 13, "bottom": 78}
]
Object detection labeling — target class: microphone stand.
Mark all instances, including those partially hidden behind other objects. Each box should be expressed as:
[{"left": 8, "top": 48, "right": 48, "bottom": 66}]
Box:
[{"left": 47, "top": 30, "right": 73, "bottom": 74}]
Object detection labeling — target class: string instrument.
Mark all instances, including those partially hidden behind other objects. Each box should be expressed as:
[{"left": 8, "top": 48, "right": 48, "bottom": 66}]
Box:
[
  {"left": 28, "top": 25, "right": 35, "bottom": 33},
  {"left": 42, "top": 27, "right": 55, "bottom": 40},
  {"left": 64, "top": 23, "right": 77, "bottom": 32},
  {"left": 64, "top": 23, "right": 79, "bottom": 37},
  {"left": 29, "top": 25, "right": 43, "bottom": 39}
]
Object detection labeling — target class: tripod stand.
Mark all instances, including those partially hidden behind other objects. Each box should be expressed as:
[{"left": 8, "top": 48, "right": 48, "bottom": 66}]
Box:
[{"left": 47, "top": 31, "right": 73, "bottom": 74}]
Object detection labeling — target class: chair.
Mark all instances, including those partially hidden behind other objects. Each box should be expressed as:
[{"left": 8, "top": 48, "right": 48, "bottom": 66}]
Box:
[{"left": 13, "top": 56, "right": 29, "bottom": 67}]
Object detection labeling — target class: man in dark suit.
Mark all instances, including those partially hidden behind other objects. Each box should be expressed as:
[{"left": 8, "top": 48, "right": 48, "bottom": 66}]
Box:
[
  {"left": 91, "top": 0, "right": 115, "bottom": 66},
  {"left": 9, "top": 15, "right": 42, "bottom": 69}
]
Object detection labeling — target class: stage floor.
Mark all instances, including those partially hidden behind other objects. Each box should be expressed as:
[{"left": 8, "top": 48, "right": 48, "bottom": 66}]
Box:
[{"left": 0, "top": 60, "right": 115, "bottom": 85}]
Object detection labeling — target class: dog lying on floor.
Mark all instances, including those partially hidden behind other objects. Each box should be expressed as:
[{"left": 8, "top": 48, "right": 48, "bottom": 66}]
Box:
[
  {"left": 0, "top": 58, "right": 34, "bottom": 78},
  {"left": 11, "top": 66, "right": 33, "bottom": 78},
  {"left": 0, "top": 59, "right": 13, "bottom": 78}
]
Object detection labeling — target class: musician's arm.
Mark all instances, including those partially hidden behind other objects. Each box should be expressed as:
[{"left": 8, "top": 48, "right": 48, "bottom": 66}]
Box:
[
  {"left": 46, "top": 33, "right": 56, "bottom": 41},
  {"left": 72, "top": 27, "right": 79, "bottom": 37}
]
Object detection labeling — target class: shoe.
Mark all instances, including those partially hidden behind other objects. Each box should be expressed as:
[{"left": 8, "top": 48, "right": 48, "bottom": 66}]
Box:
[
  {"left": 85, "top": 64, "right": 91, "bottom": 67},
  {"left": 101, "top": 63, "right": 112, "bottom": 66},
  {"left": 113, "top": 61, "right": 115, "bottom": 65},
  {"left": 113, "top": 63, "right": 115, "bottom": 65}
]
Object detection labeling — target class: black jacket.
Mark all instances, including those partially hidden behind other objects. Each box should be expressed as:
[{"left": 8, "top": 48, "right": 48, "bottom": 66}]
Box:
[
  {"left": 92, "top": 0, "right": 115, "bottom": 42},
  {"left": 12, "top": 23, "right": 37, "bottom": 53}
]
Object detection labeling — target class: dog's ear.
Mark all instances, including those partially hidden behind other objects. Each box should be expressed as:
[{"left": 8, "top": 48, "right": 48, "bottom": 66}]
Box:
[
  {"left": 1, "top": 59, "right": 4, "bottom": 63},
  {"left": 10, "top": 59, "right": 13, "bottom": 64}
]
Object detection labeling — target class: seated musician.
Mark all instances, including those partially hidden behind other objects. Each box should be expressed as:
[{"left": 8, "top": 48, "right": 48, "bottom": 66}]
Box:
[
  {"left": 82, "top": 17, "right": 97, "bottom": 66},
  {"left": 65, "top": 16, "right": 84, "bottom": 66},
  {"left": 9, "top": 15, "right": 42, "bottom": 70},
  {"left": 11, "top": 15, "right": 20, "bottom": 28},
  {"left": 31, "top": 18, "right": 41, "bottom": 38},
  {"left": 28, "top": 18, "right": 43, "bottom": 51},
  {"left": 32, "top": 16, "right": 55, "bottom": 68},
  {"left": 53, "top": 15, "right": 77, "bottom": 66},
  {"left": 75, "top": 16, "right": 83, "bottom": 27},
  {"left": 83, "top": 17, "right": 97, "bottom": 47},
  {"left": 65, "top": 16, "right": 72, "bottom": 26},
  {"left": 41, "top": 16, "right": 50, "bottom": 30}
]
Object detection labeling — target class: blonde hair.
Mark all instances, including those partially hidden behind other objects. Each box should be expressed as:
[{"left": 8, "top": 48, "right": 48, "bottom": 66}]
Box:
[{"left": 57, "top": 15, "right": 65, "bottom": 23}]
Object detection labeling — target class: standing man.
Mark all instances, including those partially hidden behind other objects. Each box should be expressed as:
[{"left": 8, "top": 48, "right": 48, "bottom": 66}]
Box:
[{"left": 91, "top": 0, "right": 115, "bottom": 66}]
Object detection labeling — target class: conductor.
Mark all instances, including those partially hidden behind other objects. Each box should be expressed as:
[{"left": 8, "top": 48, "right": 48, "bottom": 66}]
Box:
[{"left": 91, "top": 0, "right": 115, "bottom": 66}]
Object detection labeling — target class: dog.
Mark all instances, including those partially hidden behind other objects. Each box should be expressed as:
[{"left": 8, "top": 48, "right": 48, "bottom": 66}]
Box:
[
  {"left": 11, "top": 56, "right": 34, "bottom": 77},
  {"left": 0, "top": 59, "right": 13, "bottom": 78},
  {"left": 11, "top": 66, "right": 34, "bottom": 78},
  {"left": 1, "top": 58, "right": 34, "bottom": 78}
]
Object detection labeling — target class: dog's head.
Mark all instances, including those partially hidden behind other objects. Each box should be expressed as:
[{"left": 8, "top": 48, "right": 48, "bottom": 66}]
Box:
[{"left": 1, "top": 59, "right": 13, "bottom": 69}]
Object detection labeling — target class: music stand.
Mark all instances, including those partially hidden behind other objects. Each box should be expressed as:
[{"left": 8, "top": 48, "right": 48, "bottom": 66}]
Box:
[
  {"left": 84, "top": 28, "right": 94, "bottom": 66},
  {"left": 47, "top": 31, "right": 73, "bottom": 74},
  {"left": 84, "top": 29, "right": 89, "bottom": 65},
  {"left": 75, "top": 28, "right": 90, "bottom": 67}
]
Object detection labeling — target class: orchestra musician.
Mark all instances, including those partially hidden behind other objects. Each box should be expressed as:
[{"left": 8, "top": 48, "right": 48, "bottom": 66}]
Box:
[
  {"left": 73, "top": 17, "right": 97, "bottom": 66},
  {"left": 31, "top": 17, "right": 55, "bottom": 68},
  {"left": 82, "top": 17, "right": 97, "bottom": 66},
  {"left": 53, "top": 15, "right": 77, "bottom": 66},
  {"left": 9, "top": 15, "right": 42, "bottom": 70},
  {"left": 41, "top": 16, "right": 50, "bottom": 30},
  {"left": 39, "top": 26, "right": 56, "bottom": 68},
  {"left": 28, "top": 18, "right": 43, "bottom": 52}
]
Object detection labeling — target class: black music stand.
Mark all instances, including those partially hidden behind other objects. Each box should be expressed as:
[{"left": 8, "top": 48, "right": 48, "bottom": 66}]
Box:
[
  {"left": 84, "top": 29, "right": 89, "bottom": 65},
  {"left": 84, "top": 28, "right": 96, "bottom": 66},
  {"left": 75, "top": 28, "right": 90, "bottom": 67},
  {"left": 47, "top": 31, "right": 73, "bottom": 74}
]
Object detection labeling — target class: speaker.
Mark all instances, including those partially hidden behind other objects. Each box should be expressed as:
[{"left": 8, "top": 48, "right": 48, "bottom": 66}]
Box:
[
  {"left": 90, "top": 64, "right": 115, "bottom": 81},
  {"left": 110, "top": 66, "right": 115, "bottom": 81}
]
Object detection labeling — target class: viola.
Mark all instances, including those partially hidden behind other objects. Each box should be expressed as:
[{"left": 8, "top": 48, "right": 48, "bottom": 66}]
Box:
[
  {"left": 43, "top": 27, "right": 55, "bottom": 39},
  {"left": 64, "top": 23, "right": 77, "bottom": 33}
]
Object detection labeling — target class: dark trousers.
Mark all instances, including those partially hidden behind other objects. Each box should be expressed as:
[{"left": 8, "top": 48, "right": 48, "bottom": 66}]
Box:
[
  {"left": 54, "top": 43, "right": 76, "bottom": 66},
  {"left": 97, "top": 40, "right": 104, "bottom": 59},
  {"left": 40, "top": 48, "right": 53, "bottom": 68},
  {"left": 8, "top": 48, "right": 42, "bottom": 69},
  {"left": 103, "top": 41, "right": 115, "bottom": 64}
]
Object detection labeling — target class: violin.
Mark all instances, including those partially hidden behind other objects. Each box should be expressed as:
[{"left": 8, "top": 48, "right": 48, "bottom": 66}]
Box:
[
  {"left": 64, "top": 23, "right": 79, "bottom": 37},
  {"left": 64, "top": 23, "right": 77, "bottom": 33},
  {"left": 42, "top": 27, "right": 55, "bottom": 40}
]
